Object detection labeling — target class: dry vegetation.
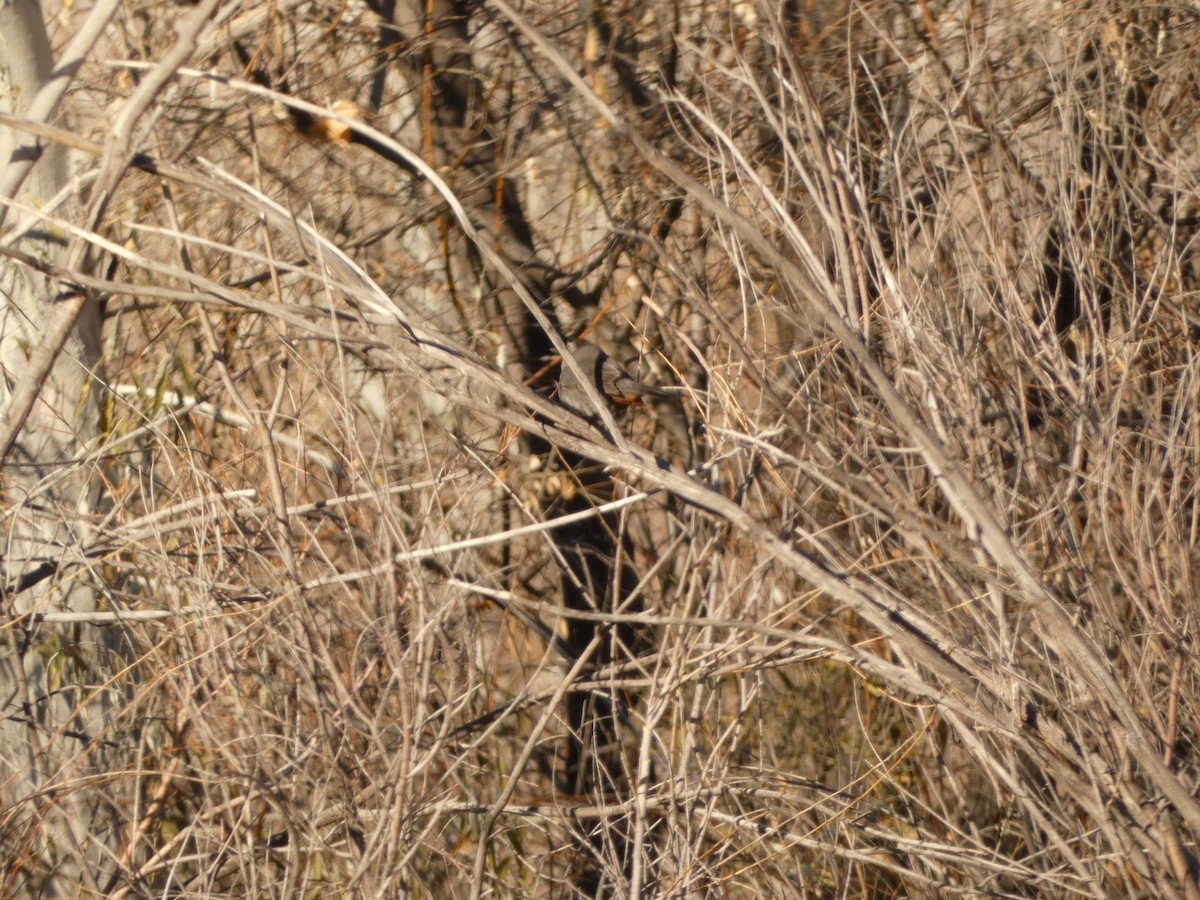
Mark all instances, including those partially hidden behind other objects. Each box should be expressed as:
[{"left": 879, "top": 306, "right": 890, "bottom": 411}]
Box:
[{"left": 3, "top": 0, "right": 1200, "bottom": 896}]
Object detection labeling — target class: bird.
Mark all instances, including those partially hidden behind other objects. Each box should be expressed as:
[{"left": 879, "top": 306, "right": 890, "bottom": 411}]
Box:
[{"left": 557, "top": 341, "right": 673, "bottom": 417}]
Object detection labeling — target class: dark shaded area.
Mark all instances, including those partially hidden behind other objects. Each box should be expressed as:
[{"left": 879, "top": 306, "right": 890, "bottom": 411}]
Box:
[{"left": 371, "top": 0, "right": 667, "bottom": 890}]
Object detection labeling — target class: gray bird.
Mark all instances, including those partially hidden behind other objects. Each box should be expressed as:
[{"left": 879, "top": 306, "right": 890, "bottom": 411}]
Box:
[{"left": 557, "top": 341, "right": 673, "bottom": 416}]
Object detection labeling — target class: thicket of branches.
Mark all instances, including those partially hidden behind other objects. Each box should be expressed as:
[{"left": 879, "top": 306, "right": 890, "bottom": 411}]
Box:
[{"left": 3, "top": 0, "right": 1200, "bottom": 896}]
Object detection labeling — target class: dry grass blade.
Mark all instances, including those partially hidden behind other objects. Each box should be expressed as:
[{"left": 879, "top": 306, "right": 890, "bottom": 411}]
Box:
[{"left": 2, "top": 1, "right": 1199, "bottom": 897}]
